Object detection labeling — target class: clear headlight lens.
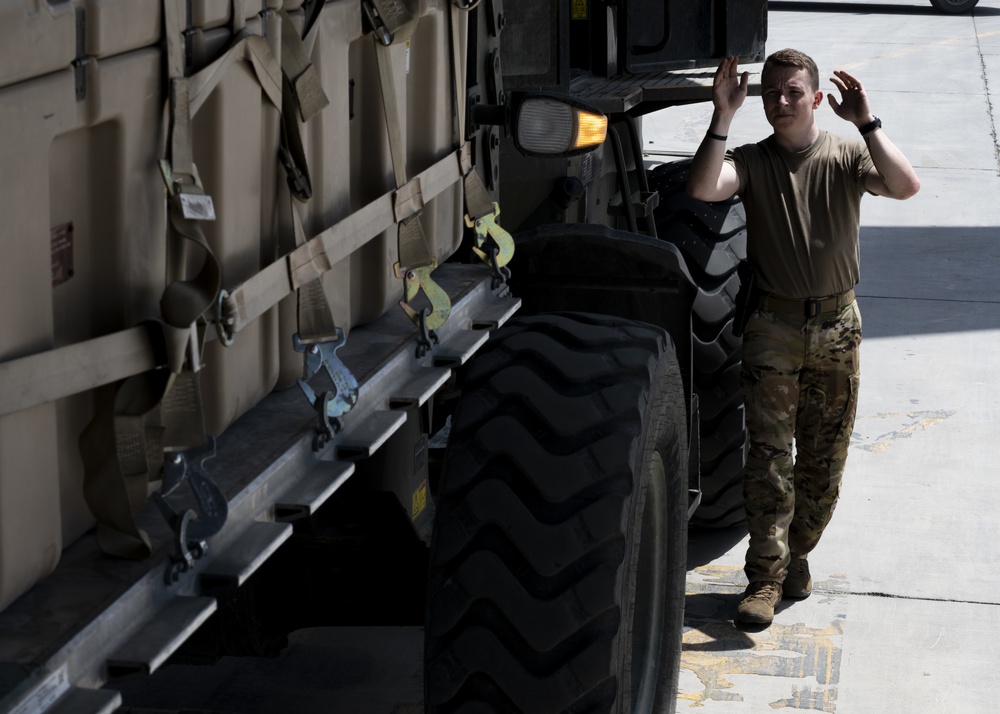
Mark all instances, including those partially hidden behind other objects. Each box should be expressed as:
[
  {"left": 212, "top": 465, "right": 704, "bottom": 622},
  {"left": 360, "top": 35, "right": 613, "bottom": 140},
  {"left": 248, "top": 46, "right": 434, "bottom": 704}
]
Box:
[{"left": 515, "top": 97, "right": 608, "bottom": 156}]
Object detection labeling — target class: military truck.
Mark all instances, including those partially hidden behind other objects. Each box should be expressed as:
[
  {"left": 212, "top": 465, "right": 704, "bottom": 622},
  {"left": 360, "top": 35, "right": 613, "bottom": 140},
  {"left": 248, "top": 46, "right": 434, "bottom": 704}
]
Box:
[{"left": 0, "top": 1, "right": 766, "bottom": 712}]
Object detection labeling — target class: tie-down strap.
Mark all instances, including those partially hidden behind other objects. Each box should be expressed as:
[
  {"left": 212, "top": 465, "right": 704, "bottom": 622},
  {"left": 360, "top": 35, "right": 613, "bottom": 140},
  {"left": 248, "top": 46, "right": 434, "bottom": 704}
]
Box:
[
  {"left": 228, "top": 146, "right": 466, "bottom": 332},
  {"left": 0, "top": 145, "right": 467, "bottom": 419}
]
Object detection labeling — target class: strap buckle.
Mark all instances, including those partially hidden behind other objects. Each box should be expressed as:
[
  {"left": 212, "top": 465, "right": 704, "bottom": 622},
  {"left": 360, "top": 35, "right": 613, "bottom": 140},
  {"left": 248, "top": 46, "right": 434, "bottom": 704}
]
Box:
[
  {"left": 362, "top": 0, "right": 395, "bottom": 46},
  {"left": 159, "top": 159, "right": 216, "bottom": 220},
  {"left": 215, "top": 290, "right": 237, "bottom": 347},
  {"left": 278, "top": 145, "right": 313, "bottom": 201}
]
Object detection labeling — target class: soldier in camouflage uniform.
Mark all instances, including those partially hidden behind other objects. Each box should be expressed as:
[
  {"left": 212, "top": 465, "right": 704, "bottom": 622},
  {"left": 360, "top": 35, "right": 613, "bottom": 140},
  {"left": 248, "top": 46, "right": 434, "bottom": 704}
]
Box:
[{"left": 687, "top": 49, "right": 920, "bottom": 626}]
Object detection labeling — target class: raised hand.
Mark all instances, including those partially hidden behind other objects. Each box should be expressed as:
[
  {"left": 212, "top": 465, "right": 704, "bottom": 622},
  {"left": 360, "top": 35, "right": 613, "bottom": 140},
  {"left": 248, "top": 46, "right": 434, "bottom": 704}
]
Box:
[
  {"left": 713, "top": 56, "right": 749, "bottom": 116},
  {"left": 828, "top": 69, "right": 874, "bottom": 125}
]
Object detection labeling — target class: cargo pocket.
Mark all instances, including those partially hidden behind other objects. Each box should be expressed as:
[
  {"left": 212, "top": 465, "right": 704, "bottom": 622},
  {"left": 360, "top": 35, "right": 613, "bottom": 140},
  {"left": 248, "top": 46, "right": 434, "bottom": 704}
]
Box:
[
  {"left": 832, "top": 302, "right": 862, "bottom": 453},
  {"left": 742, "top": 366, "right": 796, "bottom": 497},
  {"left": 833, "top": 371, "right": 861, "bottom": 455}
]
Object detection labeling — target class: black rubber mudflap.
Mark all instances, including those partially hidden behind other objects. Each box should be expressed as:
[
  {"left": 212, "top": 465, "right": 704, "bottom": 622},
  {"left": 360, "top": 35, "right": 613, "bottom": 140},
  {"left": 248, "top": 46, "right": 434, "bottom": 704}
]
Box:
[
  {"left": 650, "top": 159, "right": 747, "bottom": 528},
  {"left": 424, "top": 313, "right": 687, "bottom": 714}
]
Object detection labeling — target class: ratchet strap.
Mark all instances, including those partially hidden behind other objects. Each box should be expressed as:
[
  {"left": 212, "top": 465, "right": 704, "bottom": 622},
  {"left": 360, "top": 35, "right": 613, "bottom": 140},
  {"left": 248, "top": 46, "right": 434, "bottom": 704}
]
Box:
[
  {"left": 0, "top": 1, "right": 475, "bottom": 416},
  {"left": 273, "top": 7, "right": 340, "bottom": 345},
  {"left": 0, "top": 148, "right": 467, "bottom": 419},
  {"left": 447, "top": 0, "right": 514, "bottom": 284},
  {"left": 367, "top": 1, "right": 452, "bottom": 340},
  {"left": 76, "top": 0, "right": 286, "bottom": 558}
]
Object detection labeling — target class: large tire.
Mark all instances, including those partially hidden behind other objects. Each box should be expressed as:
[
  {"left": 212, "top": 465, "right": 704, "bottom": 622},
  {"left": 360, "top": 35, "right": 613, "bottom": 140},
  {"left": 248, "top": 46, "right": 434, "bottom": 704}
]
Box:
[
  {"left": 930, "top": 0, "right": 978, "bottom": 13},
  {"left": 425, "top": 313, "right": 688, "bottom": 714},
  {"left": 649, "top": 159, "right": 747, "bottom": 528}
]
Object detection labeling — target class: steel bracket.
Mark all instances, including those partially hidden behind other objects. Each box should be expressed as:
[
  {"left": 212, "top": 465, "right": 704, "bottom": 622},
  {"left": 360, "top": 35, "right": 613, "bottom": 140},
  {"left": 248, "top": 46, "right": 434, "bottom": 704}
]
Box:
[
  {"left": 153, "top": 453, "right": 228, "bottom": 585},
  {"left": 293, "top": 329, "right": 360, "bottom": 449}
]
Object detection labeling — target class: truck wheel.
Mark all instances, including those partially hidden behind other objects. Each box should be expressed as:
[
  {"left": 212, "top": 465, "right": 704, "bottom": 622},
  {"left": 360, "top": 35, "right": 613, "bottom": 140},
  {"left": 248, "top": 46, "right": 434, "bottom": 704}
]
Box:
[
  {"left": 649, "top": 159, "right": 747, "bottom": 528},
  {"left": 425, "top": 312, "right": 688, "bottom": 714},
  {"left": 930, "top": 0, "right": 978, "bottom": 13}
]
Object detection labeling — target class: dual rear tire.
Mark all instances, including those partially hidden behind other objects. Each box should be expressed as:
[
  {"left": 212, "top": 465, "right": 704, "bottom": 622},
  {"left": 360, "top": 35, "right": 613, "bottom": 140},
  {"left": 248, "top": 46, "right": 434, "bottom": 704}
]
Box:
[{"left": 650, "top": 160, "right": 748, "bottom": 528}]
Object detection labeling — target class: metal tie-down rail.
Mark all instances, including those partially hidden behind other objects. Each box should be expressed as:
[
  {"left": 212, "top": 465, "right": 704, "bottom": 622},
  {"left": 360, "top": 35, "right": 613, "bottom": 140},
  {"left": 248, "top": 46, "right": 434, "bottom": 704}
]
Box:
[{"left": 0, "top": 265, "right": 518, "bottom": 714}]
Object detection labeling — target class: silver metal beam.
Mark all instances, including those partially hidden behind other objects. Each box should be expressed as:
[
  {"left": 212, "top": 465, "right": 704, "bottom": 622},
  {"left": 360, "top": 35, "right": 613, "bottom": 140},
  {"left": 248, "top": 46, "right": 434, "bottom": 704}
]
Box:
[{"left": 0, "top": 265, "right": 518, "bottom": 713}]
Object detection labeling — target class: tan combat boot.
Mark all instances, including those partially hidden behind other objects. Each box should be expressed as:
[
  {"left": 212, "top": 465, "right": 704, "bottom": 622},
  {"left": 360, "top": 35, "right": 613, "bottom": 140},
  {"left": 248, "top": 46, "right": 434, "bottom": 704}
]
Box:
[
  {"left": 736, "top": 581, "right": 783, "bottom": 625},
  {"left": 783, "top": 557, "right": 812, "bottom": 599}
]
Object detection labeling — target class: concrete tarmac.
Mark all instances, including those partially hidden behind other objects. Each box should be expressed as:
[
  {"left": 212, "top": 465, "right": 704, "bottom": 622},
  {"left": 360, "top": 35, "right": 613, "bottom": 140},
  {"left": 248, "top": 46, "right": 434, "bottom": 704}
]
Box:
[{"left": 643, "top": 1, "right": 1000, "bottom": 711}]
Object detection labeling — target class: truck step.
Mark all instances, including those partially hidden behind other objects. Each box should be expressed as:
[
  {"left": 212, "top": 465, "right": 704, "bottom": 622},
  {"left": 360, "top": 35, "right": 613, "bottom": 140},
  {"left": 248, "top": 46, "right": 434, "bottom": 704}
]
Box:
[{"left": 571, "top": 67, "right": 762, "bottom": 114}]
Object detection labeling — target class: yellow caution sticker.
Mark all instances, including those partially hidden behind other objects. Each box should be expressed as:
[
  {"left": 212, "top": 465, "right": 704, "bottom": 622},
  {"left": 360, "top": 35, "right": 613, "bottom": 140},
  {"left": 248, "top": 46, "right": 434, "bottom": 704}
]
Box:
[
  {"left": 571, "top": 0, "right": 588, "bottom": 20},
  {"left": 411, "top": 479, "right": 427, "bottom": 520}
]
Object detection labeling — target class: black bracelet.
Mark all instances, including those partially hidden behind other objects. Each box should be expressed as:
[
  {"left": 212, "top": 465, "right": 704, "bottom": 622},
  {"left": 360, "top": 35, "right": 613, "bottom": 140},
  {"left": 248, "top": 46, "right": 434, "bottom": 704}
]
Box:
[
  {"left": 706, "top": 130, "right": 728, "bottom": 141},
  {"left": 858, "top": 116, "right": 881, "bottom": 135}
]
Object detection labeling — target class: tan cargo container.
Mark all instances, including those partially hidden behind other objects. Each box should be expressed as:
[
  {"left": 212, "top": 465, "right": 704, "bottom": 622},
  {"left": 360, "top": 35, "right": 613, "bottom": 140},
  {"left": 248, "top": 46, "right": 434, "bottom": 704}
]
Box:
[
  {"left": 275, "top": 1, "right": 463, "bottom": 385},
  {"left": 0, "top": 48, "right": 166, "bottom": 610},
  {"left": 0, "top": 0, "right": 164, "bottom": 90},
  {"left": 0, "top": 0, "right": 468, "bottom": 614}
]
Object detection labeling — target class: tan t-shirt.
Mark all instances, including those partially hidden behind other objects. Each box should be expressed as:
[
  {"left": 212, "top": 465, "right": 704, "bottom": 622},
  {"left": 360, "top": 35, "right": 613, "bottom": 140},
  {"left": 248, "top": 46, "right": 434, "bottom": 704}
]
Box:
[{"left": 726, "top": 131, "right": 874, "bottom": 299}]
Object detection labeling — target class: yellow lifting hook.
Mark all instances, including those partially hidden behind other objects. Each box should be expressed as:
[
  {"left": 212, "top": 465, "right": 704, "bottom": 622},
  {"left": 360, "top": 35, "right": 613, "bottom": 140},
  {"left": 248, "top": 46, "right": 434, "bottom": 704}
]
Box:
[
  {"left": 466, "top": 202, "right": 514, "bottom": 277},
  {"left": 395, "top": 262, "right": 452, "bottom": 357}
]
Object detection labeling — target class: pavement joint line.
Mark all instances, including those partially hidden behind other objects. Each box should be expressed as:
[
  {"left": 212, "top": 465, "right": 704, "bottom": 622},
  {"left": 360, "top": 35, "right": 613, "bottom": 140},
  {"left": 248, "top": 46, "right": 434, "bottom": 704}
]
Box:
[
  {"left": 688, "top": 583, "right": 1000, "bottom": 609},
  {"left": 904, "top": 166, "right": 999, "bottom": 171},
  {"left": 856, "top": 294, "right": 1000, "bottom": 306},
  {"left": 972, "top": 12, "right": 1000, "bottom": 176},
  {"left": 851, "top": 590, "right": 1000, "bottom": 607}
]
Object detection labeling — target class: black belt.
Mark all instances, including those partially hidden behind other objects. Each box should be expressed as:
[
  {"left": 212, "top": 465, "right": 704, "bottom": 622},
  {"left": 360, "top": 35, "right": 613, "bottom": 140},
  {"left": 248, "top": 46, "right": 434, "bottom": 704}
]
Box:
[{"left": 759, "top": 289, "right": 856, "bottom": 318}]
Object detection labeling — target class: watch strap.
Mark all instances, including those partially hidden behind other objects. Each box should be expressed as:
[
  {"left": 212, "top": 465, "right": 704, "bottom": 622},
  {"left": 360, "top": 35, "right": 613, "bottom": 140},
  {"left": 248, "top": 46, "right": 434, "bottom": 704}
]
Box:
[{"left": 858, "top": 116, "right": 882, "bottom": 135}]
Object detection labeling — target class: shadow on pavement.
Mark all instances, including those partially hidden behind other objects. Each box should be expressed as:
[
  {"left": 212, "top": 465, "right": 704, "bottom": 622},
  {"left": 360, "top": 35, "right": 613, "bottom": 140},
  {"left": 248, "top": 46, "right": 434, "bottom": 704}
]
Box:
[
  {"left": 682, "top": 590, "right": 760, "bottom": 652},
  {"left": 858, "top": 226, "right": 1000, "bottom": 338},
  {"left": 687, "top": 525, "right": 747, "bottom": 570}
]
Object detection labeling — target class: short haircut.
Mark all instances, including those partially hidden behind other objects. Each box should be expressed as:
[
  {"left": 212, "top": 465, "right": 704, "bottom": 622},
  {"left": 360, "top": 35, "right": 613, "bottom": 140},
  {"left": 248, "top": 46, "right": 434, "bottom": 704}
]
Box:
[{"left": 762, "top": 48, "right": 820, "bottom": 91}]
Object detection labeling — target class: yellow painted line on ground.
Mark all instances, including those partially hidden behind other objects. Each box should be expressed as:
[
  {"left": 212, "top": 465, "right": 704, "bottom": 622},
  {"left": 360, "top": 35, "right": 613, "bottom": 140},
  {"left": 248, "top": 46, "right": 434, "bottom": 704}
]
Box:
[{"left": 837, "top": 30, "right": 1000, "bottom": 73}]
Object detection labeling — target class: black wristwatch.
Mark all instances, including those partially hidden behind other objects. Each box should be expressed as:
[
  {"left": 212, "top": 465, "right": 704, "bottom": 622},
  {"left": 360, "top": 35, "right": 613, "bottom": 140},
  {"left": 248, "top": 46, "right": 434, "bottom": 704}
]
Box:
[{"left": 858, "top": 116, "right": 881, "bottom": 136}]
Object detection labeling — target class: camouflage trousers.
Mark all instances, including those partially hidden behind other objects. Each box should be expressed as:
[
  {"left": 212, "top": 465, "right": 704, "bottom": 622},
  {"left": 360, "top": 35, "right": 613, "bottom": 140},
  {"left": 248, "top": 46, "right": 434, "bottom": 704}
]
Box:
[{"left": 740, "top": 300, "right": 862, "bottom": 584}]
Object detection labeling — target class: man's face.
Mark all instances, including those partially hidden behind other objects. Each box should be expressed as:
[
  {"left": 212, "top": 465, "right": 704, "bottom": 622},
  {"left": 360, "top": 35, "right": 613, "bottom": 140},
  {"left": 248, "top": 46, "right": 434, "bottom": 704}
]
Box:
[{"left": 761, "top": 66, "right": 822, "bottom": 134}]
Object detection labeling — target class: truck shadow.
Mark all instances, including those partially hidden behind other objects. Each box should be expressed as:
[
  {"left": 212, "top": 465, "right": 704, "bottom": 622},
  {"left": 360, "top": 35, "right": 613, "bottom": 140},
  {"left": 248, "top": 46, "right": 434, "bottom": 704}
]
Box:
[
  {"left": 687, "top": 524, "right": 747, "bottom": 570},
  {"left": 681, "top": 525, "right": 758, "bottom": 651},
  {"left": 858, "top": 226, "right": 1000, "bottom": 338}
]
